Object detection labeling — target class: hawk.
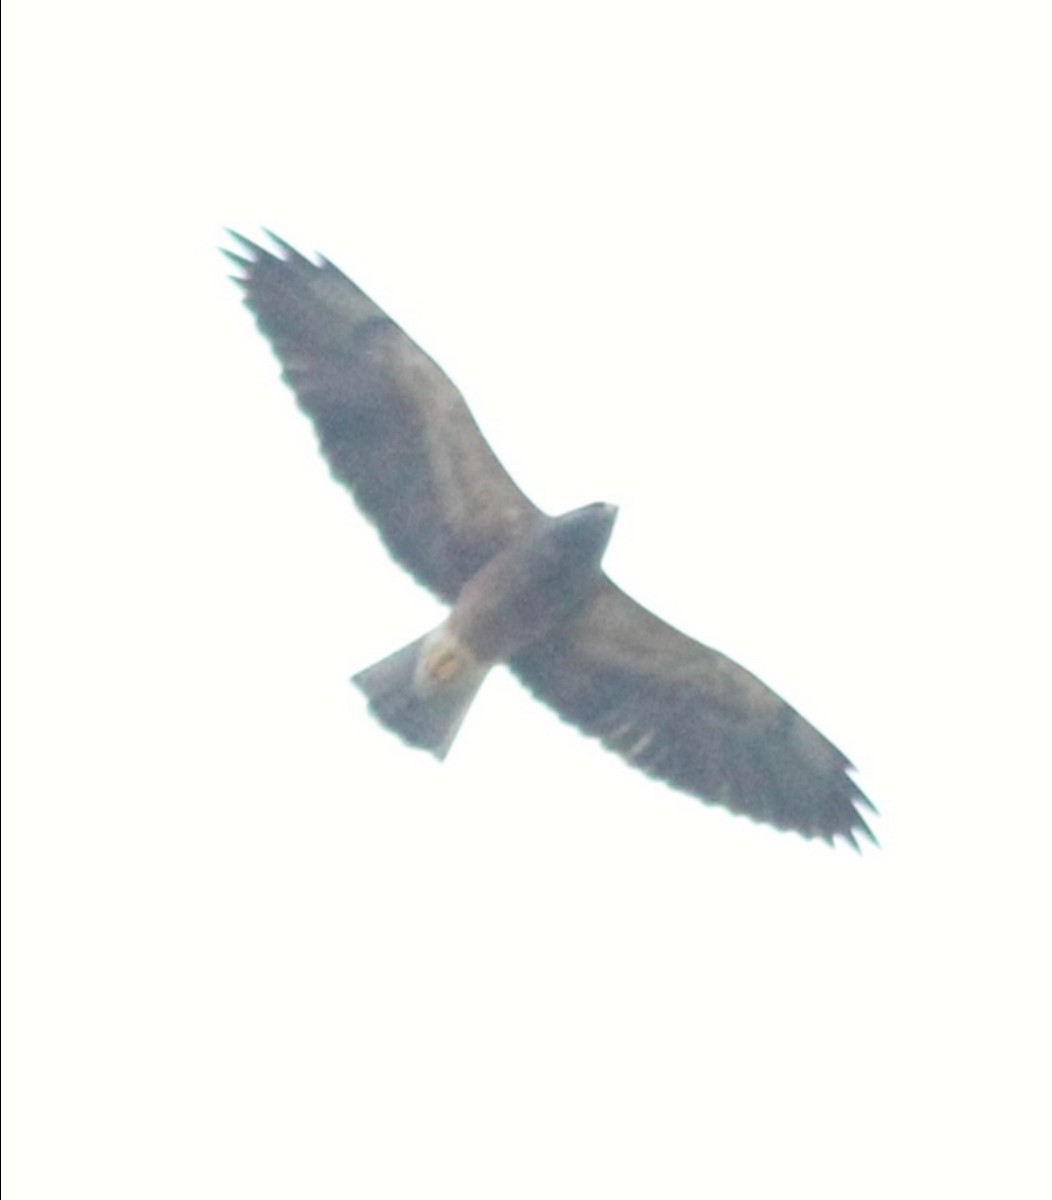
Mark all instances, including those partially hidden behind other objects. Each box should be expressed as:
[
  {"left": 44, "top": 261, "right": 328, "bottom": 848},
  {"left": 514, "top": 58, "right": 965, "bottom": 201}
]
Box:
[{"left": 225, "top": 232, "right": 875, "bottom": 847}]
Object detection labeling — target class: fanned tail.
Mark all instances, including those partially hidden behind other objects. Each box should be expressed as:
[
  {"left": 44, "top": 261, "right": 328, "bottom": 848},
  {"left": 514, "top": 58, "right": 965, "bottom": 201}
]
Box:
[{"left": 352, "top": 628, "right": 488, "bottom": 759}]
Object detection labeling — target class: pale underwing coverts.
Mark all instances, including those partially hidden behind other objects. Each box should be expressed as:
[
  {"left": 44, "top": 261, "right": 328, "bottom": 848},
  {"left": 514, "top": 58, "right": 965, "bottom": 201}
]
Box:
[{"left": 226, "top": 231, "right": 875, "bottom": 848}]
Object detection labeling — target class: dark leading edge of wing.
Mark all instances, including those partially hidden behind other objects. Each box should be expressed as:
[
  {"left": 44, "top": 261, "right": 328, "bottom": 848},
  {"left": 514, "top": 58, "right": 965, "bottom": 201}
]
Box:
[
  {"left": 225, "top": 231, "right": 876, "bottom": 847},
  {"left": 224, "top": 231, "right": 541, "bottom": 602}
]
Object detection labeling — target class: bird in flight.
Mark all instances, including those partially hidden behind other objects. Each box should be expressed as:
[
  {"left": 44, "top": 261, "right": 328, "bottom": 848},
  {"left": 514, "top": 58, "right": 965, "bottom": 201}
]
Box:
[{"left": 225, "top": 231, "right": 875, "bottom": 847}]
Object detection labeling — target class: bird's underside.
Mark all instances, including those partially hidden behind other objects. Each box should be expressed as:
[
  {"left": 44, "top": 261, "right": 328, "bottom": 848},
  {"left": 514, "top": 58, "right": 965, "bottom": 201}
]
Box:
[{"left": 225, "top": 230, "right": 876, "bottom": 848}]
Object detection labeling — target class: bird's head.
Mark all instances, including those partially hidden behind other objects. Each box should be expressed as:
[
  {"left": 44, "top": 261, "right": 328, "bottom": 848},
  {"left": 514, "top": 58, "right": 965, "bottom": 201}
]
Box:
[{"left": 548, "top": 502, "right": 618, "bottom": 565}]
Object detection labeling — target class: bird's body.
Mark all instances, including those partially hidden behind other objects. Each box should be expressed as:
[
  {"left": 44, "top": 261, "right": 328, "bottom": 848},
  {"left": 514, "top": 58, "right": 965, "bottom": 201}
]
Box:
[
  {"left": 355, "top": 502, "right": 617, "bottom": 759},
  {"left": 226, "top": 232, "right": 875, "bottom": 847},
  {"left": 447, "top": 502, "right": 617, "bottom": 663}
]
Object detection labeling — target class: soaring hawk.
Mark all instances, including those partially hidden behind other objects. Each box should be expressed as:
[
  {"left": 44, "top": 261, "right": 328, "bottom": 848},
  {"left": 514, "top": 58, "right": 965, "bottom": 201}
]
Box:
[{"left": 226, "top": 232, "right": 875, "bottom": 847}]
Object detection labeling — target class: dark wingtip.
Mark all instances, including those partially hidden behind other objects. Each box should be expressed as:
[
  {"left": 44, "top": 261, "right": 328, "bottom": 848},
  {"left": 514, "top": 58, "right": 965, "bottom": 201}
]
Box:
[
  {"left": 222, "top": 229, "right": 339, "bottom": 287},
  {"left": 220, "top": 251, "right": 253, "bottom": 278},
  {"left": 842, "top": 812, "right": 878, "bottom": 853},
  {"left": 221, "top": 230, "right": 269, "bottom": 285},
  {"left": 256, "top": 229, "right": 315, "bottom": 265},
  {"left": 850, "top": 780, "right": 879, "bottom": 848},
  {"left": 222, "top": 228, "right": 268, "bottom": 258},
  {"left": 840, "top": 829, "right": 863, "bottom": 854}
]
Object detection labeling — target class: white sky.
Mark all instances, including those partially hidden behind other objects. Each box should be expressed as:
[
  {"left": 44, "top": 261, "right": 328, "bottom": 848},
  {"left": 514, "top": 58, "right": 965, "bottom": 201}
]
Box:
[{"left": 3, "top": 2, "right": 1050, "bottom": 1196}]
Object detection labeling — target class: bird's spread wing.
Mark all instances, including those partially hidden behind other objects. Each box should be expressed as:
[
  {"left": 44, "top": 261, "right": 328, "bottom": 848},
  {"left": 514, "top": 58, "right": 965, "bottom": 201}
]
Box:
[
  {"left": 225, "top": 232, "right": 541, "bottom": 601},
  {"left": 511, "top": 580, "right": 875, "bottom": 845}
]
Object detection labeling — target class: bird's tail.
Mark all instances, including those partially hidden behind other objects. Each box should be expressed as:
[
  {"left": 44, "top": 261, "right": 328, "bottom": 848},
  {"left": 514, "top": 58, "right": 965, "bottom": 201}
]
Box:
[{"left": 351, "top": 626, "right": 489, "bottom": 760}]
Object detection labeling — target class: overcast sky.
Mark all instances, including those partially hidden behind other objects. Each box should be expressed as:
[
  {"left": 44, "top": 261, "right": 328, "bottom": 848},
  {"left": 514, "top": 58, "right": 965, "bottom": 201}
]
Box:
[{"left": 4, "top": 2, "right": 1050, "bottom": 1196}]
